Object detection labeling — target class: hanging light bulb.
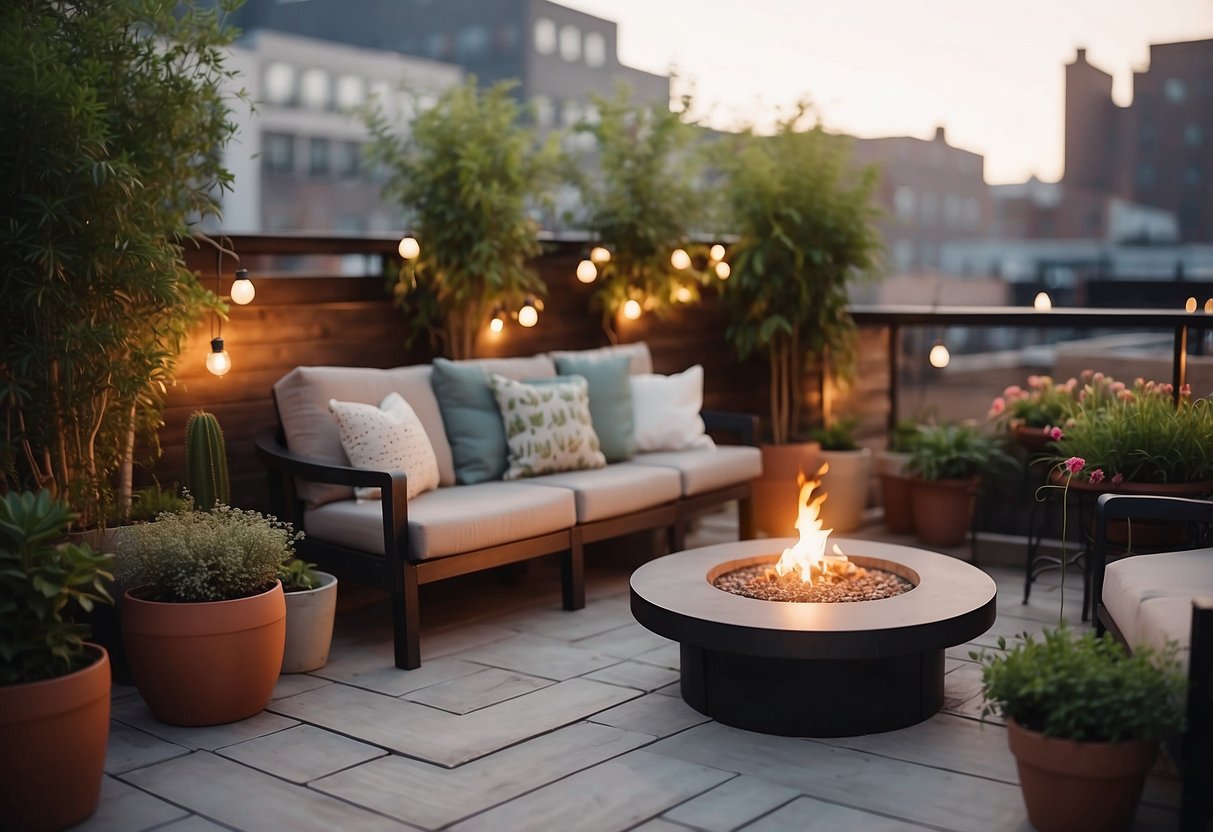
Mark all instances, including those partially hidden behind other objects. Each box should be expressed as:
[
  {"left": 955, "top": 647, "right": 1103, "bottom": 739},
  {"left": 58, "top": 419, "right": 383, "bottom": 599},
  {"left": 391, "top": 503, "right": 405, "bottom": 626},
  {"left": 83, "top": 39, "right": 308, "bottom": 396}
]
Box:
[
  {"left": 230, "top": 268, "right": 255, "bottom": 305},
  {"left": 709, "top": 244, "right": 726, "bottom": 262},
  {"left": 398, "top": 236, "right": 420, "bottom": 260},
  {"left": 590, "top": 246, "right": 611, "bottom": 264},
  {"left": 670, "top": 248, "right": 691, "bottom": 270},
  {"left": 1033, "top": 291, "right": 1052, "bottom": 311},
  {"left": 928, "top": 342, "right": 951, "bottom": 369},
  {"left": 206, "top": 337, "right": 231, "bottom": 376},
  {"left": 715, "top": 261, "right": 731, "bottom": 280},
  {"left": 1205, "top": 298, "right": 1213, "bottom": 314},
  {"left": 576, "top": 259, "right": 598, "bottom": 283},
  {"left": 517, "top": 298, "right": 539, "bottom": 328},
  {"left": 622, "top": 299, "right": 642, "bottom": 320},
  {"left": 1185, "top": 297, "right": 1198, "bottom": 313},
  {"left": 674, "top": 286, "right": 693, "bottom": 303},
  {"left": 489, "top": 308, "right": 505, "bottom": 333}
]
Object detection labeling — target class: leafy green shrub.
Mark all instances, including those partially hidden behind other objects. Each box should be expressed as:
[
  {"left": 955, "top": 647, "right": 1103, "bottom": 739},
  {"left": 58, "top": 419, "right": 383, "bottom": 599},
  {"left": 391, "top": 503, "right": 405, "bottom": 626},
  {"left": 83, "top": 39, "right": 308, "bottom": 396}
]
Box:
[
  {"left": 279, "top": 558, "right": 322, "bottom": 592},
  {"left": 116, "top": 503, "right": 302, "bottom": 602},
  {"left": 127, "top": 484, "right": 187, "bottom": 524},
  {"left": 810, "top": 417, "right": 860, "bottom": 452},
  {"left": 0, "top": 490, "right": 113, "bottom": 684},
  {"left": 907, "top": 424, "right": 1016, "bottom": 481},
  {"left": 888, "top": 419, "right": 925, "bottom": 454},
  {"left": 971, "top": 627, "right": 1185, "bottom": 742}
]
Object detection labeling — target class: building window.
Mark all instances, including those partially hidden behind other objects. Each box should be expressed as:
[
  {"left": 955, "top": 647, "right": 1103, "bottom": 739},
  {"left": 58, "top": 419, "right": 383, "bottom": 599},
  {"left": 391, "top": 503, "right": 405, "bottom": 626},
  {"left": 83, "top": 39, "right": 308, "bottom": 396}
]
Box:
[
  {"left": 1185, "top": 166, "right": 1203, "bottom": 187},
  {"left": 559, "top": 25, "right": 581, "bottom": 62},
  {"left": 1185, "top": 124, "right": 1204, "bottom": 147},
  {"left": 263, "top": 133, "right": 295, "bottom": 174},
  {"left": 300, "top": 68, "right": 330, "bottom": 110},
  {"left": 264, "top": 62, "right": 295, "bottom": 105},
  {"left": 920, "top": 191, "right": 939, "bottom": 227},
  {"left": 893, "top": 185, "right": 915, "bottom": 223},
  {"left": 963, "top": 197, "right": 980, "bottom": 230},
  {"left": 1164, "top": 78, "right": 1187, "bottom": 104},
  {"left": 585, "top": 32, "right": 606, "bottom": 67},
  {"left": 426, "top": 31, "right": 453, "bottom": 62},
  {"left": 561, "top": 100, "right": 581, "bottom": 128},
  {"left": 534, "top": 18, "right": 556, "bottom": 55},
  {"left": 495, "top": 22, "right": 518, "bottom": 54},
  {"left": 893, "top": 239, "right": 914, "bottom": 272},
  {"left": 335, "top": 75, "right": 365, "bottom": 111},
  {"left": 457, "top": 25, "right": 489, "bottom": 60},
  {"left": 335, "top": 141, "right": 361, "bottom": 178},
  {"left": 309, "top": 138, "right": 330, "bottom": 177},
  {"left": 943, "top": 195, "right": 961, "bottom": 228}
]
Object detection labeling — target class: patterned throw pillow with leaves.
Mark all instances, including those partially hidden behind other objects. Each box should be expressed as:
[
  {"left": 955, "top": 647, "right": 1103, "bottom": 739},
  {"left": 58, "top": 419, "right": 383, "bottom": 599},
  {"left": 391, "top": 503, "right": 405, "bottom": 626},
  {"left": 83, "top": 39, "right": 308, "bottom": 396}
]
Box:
[{"left": 488, "top": 374, "right": 607, "bottom": 480}]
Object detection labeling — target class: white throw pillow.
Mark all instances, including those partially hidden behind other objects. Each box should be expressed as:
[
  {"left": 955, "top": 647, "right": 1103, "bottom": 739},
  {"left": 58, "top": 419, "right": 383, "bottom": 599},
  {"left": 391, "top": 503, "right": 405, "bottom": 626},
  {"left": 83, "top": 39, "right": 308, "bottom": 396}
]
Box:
[
  {"left": 328, "top": 393, "right": 440, "bottom": 500},
  {"left": 488, "top": 374, "right": 607, "bottom": 480},
  {"left": 630, "top": 365, "right": 716, "bottom": 452}
]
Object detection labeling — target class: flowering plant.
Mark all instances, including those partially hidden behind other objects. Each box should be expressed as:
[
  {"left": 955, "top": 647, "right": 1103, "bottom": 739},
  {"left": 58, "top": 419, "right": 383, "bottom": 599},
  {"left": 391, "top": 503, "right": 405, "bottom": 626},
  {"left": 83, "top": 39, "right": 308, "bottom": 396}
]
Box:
[{"left": 988, "top": 374, "right": 1079, "bottom": 433}]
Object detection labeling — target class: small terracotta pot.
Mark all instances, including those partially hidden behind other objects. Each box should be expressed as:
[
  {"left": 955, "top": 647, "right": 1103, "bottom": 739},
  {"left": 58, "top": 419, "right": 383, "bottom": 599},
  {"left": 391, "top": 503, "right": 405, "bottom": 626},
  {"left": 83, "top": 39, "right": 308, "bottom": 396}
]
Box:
[
  {"left": 877, "top": 451, "right": 915, "bottom": 533},
  {"left": 0, "top": 645, "right": 110, "bottom": 831},
  {"left": 1007, "top": 718, "right": 1157, "bottom": 832},
  {"left": 909, "top": 476, "right": 977, "bottom": 548},
  {"left": 752, "top": 442, "right": 822, "bottom": 537},
  {"left": 282, "top": 571, "right": 338, "bottom": 674},
  {"left": 123, "top": 581, "right": 286, "bottom": 726}
]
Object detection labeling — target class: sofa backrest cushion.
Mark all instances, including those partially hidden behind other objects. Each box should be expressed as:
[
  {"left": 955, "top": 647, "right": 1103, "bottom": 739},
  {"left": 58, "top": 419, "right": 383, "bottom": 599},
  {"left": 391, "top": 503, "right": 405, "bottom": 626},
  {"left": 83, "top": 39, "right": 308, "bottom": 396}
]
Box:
[
  {"left": 489, "top": 374, "right": 607, "bottom": 480},
  {"left": 275, "top": 365, "right": 455, "bottom": 506},
  {"left": 549, "top": 341, "right": 652, "bottom": 375},
  {"left": 552, "top": 353, "right": 635, "bottom": 463},
  {"left": 329, "top": 393, "right": 441, "bottom": 501}
]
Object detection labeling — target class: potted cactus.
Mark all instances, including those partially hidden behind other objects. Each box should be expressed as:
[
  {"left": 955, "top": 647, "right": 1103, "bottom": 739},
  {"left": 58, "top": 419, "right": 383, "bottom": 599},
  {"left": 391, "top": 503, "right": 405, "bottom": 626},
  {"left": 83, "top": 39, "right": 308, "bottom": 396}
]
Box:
[
  {"left": 279, "top": 559, "right": 338, "bottom": 673},
  {"left": 185, "top": 410, "right": 230, "bottom": 511}
]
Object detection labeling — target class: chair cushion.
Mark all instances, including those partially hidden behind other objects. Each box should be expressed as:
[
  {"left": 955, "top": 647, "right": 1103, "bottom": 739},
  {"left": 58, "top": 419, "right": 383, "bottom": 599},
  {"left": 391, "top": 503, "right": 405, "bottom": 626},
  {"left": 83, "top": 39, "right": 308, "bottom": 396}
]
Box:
[
  {"left": 328, "top": 393, "right": 440, "bottom": 500},
  {"left": 1102, "top": 547, "right": 1213, "bottom": 647},
  {"left": 552, "top": 353, "right": 635, "bottom": 463},
  {"left": 631, "top": 365, "right": 714, "bottom": 452},
  {"left": 489, "top": 374, "right": 606, "bottom": 480},
  {"left": 1137, "top": 596, "right": 1200, "bottom": 672},
  {"left": 526, "top": 463, "right": 681, "bottom": 523},
  {"left": 303, "top": 482, "right": 576, "bottom": 560},
  {"left": 549, "top": 341, "right": 652, "bottom": 375},
  {"left": 632, "top": 445, "right": 763, "bottom": 496}
]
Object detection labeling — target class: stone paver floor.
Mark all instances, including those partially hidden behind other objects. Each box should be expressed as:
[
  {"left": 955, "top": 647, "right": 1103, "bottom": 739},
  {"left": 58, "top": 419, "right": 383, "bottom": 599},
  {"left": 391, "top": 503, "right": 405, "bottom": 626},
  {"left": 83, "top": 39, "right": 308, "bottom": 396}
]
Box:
[{"left": 81, "top": 510, "right": 1181, "bottom": 831}]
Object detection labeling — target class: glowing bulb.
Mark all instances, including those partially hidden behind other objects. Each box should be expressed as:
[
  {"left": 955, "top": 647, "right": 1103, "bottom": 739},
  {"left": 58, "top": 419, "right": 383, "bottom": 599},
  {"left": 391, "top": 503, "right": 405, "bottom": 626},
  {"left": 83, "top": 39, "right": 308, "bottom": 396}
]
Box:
[
  {"left": 670, "top": 248, "right": 691, "bottom": 270},
  {"left": 709, "top": 244, "right": 726, "bottom": 262},
  {"left": 398, "top": 236, "right": 420, "bottom": 260},
  {"left": 715, "top": 261, "right": 731, "bottom": 280},
  {"left": 576, "top": 259, "right": 597, "bottom": 283},
  {"left": 1205, "top": 298, "right": 1213, "bottom": 314},
  {"left": 1033, "top": 291, "right": 1052, "bottom": 311},
  {"left": 590, "top": 246, "right": 611, "bottom": 264},
  {"left": 206, "top": 337, "right": 231, "bottom": 376},
  {"left": 1186, "top": 297, "right": 1198, "bottom": 313},
  {"left": 230, "top": 270, "right": 255, "bottom": 305},
  {"left": 928, "top": 343, "right": 950, "bottom": 369},
  {"left": 489, "top": 315, "right": 504, "bottom": 333},
  {"left": 674, "top": 286, "right": 693, "bottom": 303},
  {"left": 622, "top": 299, "right": 642, "bottom": 320},
  {"left": 518, "top": 302, "right": 538, "bottom": 328}
]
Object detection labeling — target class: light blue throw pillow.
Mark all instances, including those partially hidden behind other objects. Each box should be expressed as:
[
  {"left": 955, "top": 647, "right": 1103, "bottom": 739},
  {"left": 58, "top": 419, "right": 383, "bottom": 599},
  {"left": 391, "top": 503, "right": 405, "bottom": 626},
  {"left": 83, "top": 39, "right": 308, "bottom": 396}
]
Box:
[
  {"left": 552, "top": 353, "right": 635, "bottom": 463},
  {"left": 430, "top": 358, "right": 508, "bottom": 484}
]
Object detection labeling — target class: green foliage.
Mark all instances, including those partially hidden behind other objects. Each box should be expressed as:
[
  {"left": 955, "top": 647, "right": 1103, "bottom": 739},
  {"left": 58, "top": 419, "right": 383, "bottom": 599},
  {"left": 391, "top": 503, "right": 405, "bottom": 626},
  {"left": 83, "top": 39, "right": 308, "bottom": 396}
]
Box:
[
  {"left": 712, "top": 104, "right": 883, "bottom": 444},
  {"left": 888, "top": 418, "right": 926, "bottom": 454},
  {"left": 116, "top": 502, "right": 302, "bottom": 602},
  {"left": 907, "top": 423, "right": 1017, "bottom": 481},
  {"left": 128, "top": 483, "right": 187, "bottom": 523},
  {"left": 0, "top": 490, "right": 113, "bottom": 684},
  {"left": 971, "top": 627, "right": 1186, "bottom": 742},
  {"left": 279, "top": 558, "right": 321, "bottom": 592},
  {"left": 0, "top": 0, "right": 241, "bottom": 528},
  {"left": 989, "top": 374, "right": 1080, "bottom": 430},
  {"left": 185, "top": 411, "right": 230, "bottom": 511},
  {"left": 810, "top": 416, "right": 859, "bottom": 452},
  {"left": 365, "top": 77, "right": 557, "bottom": 359}
]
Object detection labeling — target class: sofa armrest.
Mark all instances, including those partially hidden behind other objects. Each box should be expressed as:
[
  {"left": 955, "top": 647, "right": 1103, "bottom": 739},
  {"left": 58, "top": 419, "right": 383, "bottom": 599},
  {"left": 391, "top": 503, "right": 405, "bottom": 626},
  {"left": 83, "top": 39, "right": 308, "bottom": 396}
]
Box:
[{"left": 702, "top": 410, "right": 760, "bottom": 447}]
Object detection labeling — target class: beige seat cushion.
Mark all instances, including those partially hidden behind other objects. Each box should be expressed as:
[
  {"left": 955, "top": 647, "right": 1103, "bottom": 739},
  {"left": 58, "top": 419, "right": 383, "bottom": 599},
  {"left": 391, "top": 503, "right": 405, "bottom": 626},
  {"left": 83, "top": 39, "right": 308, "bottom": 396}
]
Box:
[
  {"left": 303, "top": 482, "right": 576, "bottom": 560},
  {"left": 1102, "top": 547, "right": 1213, "bottom": 647},
  {"left": 1137, "top": 596, "right": 1202, "bottom": 672},
  {"left": 526, "top": 463, "right": 681, "bottom": 523},
  {"left": 632, "top": 446, "right": 763, "bottom": 496}
]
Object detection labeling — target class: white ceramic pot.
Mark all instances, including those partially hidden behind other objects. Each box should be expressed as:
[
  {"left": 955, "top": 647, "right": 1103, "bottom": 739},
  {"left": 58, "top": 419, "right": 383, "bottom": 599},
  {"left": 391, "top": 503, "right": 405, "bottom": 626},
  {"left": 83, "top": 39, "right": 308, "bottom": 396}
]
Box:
[
  {"left": 817, "top": 447, "right": 873, "bottom": 533},
  {"left": 282, "top": 571, "right": 338, "bottom": 674}
]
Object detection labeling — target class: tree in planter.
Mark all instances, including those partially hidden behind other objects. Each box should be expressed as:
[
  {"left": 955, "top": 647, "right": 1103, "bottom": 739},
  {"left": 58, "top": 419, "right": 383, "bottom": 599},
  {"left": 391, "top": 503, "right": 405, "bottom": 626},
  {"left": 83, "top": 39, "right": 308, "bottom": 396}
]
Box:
[
  {"left": 365, "top": 78, "right": 558, "bottom": 359},
  {"left": 0, "top": 0, "right": 242, "bottom": 528},
  {"left": 568, "top": 85, "right": 715, "bottom": 337},
  {"left": 714, "top": 105, "right": 883, "bottom": 445}
]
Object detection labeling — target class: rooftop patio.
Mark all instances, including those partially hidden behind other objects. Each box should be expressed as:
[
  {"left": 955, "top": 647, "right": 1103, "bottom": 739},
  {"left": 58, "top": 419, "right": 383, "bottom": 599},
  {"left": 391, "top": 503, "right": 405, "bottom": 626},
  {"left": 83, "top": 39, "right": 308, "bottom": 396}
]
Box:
[{"left": 85, "top": 508, "right": 1180, "bottom": 832}]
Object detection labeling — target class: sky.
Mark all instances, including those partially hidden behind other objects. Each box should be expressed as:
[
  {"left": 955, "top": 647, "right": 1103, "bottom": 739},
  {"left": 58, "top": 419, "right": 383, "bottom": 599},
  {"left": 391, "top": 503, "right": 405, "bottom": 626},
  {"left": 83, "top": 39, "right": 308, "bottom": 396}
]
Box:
[{"left": 561, "top": 0, "right": 1213, "bottom": 185}]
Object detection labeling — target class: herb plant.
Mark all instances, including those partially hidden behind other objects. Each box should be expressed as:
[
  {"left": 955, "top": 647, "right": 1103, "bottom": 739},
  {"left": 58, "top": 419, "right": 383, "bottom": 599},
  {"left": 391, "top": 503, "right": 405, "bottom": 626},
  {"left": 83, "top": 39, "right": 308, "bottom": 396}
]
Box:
[
  {"left": 907, "top": 424, "right": 1016, "bottom": 481},
  {"left": 279, "top": 559, "right": 322, "bottom": 593},
  {"left": 811, "top": 416, "right": 860, "bottom": 452}
]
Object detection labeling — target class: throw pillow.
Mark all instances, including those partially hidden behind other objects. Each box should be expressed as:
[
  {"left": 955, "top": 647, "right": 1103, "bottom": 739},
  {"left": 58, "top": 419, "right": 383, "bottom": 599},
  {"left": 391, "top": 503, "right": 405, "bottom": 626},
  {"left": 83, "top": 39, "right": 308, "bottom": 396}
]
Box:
[
  {"left": 630, "top": 364, "right": 716, "bottom": 452},
  {"left": 552, "top": 353, "right": 635, "bottom": 463},
  {"left": 328, "top": 393, "right": 441, "bottom": 500},
  {"left": 430, "top": 358, "right": 508, "bottom": 484},
  {"left": 488, "top": 374, "right": 607, "bottom": 480}
]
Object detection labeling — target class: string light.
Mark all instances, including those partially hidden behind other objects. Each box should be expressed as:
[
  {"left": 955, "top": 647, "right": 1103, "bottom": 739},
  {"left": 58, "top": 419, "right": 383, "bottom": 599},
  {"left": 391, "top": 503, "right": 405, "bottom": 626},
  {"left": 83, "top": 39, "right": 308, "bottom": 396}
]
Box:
[
  {"left": 622, "top": 299, "right": 642, "bottom": 320},
  {"left": 674, "top": 286, "right": 693, "bottom": 303},
  {"left": 709, "top": 244, "right": 726, "bottom": 262},
  {"left": 1186, "top": 297, "right": 1198, "bottom": 313},
  {"left": 670, "top": 248, "right": 691, "bottom": 270},
  {"left": 518, "top": 298, "right": 539, "bottom": 328},
  {"left": 398, "top": 236, "right": 420, "bottom": 260},
  {"left": 489, "top": 308, "right": 505, "bottom": 332},
  {"left": 230, "top": 268, "right": 255, "bottom": 305},
  {"left": 576, "top": 259, "right": 597, "bottom": 283},
  {"left": 206, "top": 337, "right": 231, "bottom": 376},
  {"left": 715, "top": 261, "right": 731, "bottom": 280},
  {"left": 928, "top": 343, "right": 951, "bottom": 369},
  {"left": 1033, "top": 291, "right": 1052, "bottom": 311},
  {"left": 590, "top": 246, "right": 611, "bottom": 264}
]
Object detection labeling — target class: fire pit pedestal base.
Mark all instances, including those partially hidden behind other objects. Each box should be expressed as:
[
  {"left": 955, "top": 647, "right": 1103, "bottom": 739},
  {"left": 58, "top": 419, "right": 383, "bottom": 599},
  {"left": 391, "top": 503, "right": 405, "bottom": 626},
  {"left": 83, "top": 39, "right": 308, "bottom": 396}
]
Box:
[{"left": 631, "top": 538, "right": 996, "bottom": 738}]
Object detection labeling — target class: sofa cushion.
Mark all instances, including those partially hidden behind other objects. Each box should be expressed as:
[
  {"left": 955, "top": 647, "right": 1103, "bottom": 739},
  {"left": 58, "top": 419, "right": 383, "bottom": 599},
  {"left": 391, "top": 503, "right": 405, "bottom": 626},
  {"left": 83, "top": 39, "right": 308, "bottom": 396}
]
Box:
[
  {"left": 303, "top": 482, "right": 576, "bottom": 560},
  {"left": 631, "top": 365, "right": 714, "bottom": 452},
  {"left": 1102, "top": 547, "right": 1213, "bottom": 647},
  {"left": 328, "top": 393, "right": 440, "bottom": 501},
  {"left": 490, "top": 374, "right": 606, "bottom": 480},
  {"left": 431, "top": 355, "right": 557, "bottom": 485},
  {"left": 527, "top": 462, "right": 681, "bottom": 523},
  {"left": 550, "top": 341, "right": 652, "bottom": 375},
  {"left": 1137, "top": 596, "right": 1202, "bottom": 672},
  {"left": 552, "top": 353, "right": 635, "bottom": 463},
  {"left": 274, "top": 365, "right": 454, "bottom": 505},
  {"left": 632, "top": 446, "right": 763, "bottom": 497}
]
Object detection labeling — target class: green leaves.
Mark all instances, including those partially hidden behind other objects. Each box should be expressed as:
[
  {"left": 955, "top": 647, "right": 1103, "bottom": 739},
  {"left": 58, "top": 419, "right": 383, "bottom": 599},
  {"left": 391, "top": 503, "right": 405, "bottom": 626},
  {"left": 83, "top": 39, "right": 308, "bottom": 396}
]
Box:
[{"left": 907, "top": 424, "right": 1018, "bottom": 481}]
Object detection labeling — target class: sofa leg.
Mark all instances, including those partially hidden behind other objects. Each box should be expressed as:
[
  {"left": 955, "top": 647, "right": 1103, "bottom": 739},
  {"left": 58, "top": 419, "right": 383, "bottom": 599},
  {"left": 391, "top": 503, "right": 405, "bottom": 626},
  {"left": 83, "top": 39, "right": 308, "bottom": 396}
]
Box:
[
  {"left": 561, "top": 532, "right": 585, "bottom": 611},
  {"left": 392, "top": 564, "right": 422, "bottom": 670},
  {"left": 1181, "top": 600, "right": 1213, "bottom": 831},
  {"left": 670, "top": 520, "right": 687, "bottom": 554},
  {"left": 738, "top": 496, "right": 757, "bottom": 540}
]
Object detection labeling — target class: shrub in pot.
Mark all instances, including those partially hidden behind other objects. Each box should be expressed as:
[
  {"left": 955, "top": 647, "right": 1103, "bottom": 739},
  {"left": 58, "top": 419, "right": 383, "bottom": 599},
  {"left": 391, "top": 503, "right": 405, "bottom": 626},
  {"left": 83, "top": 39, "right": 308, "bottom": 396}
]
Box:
[
  {"left": 809, "top": 417, "right": 871, "bottom": 534},
  {"left": 906, "top": 424, "right": 1016, "bottom": 547},
  {"left": 972, "top": 627, "right": 1185, "bottom": 832},
  {"left": 116, "top": 503, "right": 301, "bottom": 726},
  {"left": 0, "top": 490, "right": 114, "bottom": 831},
  {"left": 279, "top": 558, "right": 338, "bottom": 674}
]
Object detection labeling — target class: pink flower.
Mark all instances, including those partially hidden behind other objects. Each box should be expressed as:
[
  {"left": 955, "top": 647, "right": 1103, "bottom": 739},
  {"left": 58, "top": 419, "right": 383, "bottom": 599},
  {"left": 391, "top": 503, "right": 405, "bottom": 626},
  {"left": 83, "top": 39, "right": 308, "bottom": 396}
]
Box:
[
  {"left": 1065, "top": 457, "right": 1085, "bottom": 474},
  {"left": 989, "top": 397, "right": 1006, "bottom": 417},
  {"left": 1026, "top": 376, "right": 1041, "bottom": 390},
  {"left": 1088, "top": 468, "right": 1105, "bottom": 485},
  {"left": 1162, "top": 383, "right": 1174, "bottom": 395},
  {"left": 1050, "top": 427, "right": 1064, "bottom": 441},
  {"left": 1078, "top": 390, "right": 1087, "bottom": 403},
  {"left": 1111, "top": 473, "right": 1124, "bottom": 485},
  {"left": 1063, "top": 378, "right": 1078, "bottom": 391},
  {"left": 1092, "top": 372, "right": 1105, "bottom": 383},
  {"left": 1004, "top": 385, "right": 1023, "bottom": 399},
  {"left": 1110, "top": 381, "right": 1125, "bottom": 394},
  {"left": 1118, "top": 390, "right": 1134, "bottom": 402},
  {"left": 1181, "top": 383, "right": 1192, "bottom": 398},
  {"left": 1081, "top": 369, "right": 1094, "bottom": 381}
]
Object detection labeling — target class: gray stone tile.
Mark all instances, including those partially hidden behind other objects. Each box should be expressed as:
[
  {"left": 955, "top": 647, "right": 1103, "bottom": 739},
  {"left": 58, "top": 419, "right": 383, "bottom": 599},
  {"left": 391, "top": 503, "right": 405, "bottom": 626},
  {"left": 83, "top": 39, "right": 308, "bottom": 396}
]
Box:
[
  {"left": 74, "top": 776, "right": 187, "bottom": 831},
  {"left": 649, "top": 722, "right": 1028, "bottom": 831},
  {"left": 489, "top": 596, "right": 634, "bottom": 640},
  {"left": 631, "top": 820, "right": 696, "bottom": 832},
  {"left": 455, "top": 632, "right": 620, "bottom": 680},
  {"left": 269, "top": 677, "right": 639, "bottom": 767},
  {"left": 590, "top": 693, "right": 710, "bottom": 738},
  {"left": 217, "top": 724, "right": 387, "bottom": 784},
  {"left": 447, "top": 750, "right": 733, "bottom": 832},
  {"left": 405, "top": 666, "right": 554, "bottom": 714},
  {"left": 739, "top": 796, "right": 937, "bottom": 831},
  {"left": 633, "top": 642, "right": 680, "bottom": 670},
  {"left": 111, "top": 698, "right": 298, "bottom": 750},
  {"left": 585, "top": 659, "right": 680, "bottom": 692},
  {"left": 314, "top": 652, "right": 485, "bottom": 696},
  {"left": 270, "top": 673, "right": 331, "bottom": 701},
  {"left": 654, "top": 682, "right": 682, "bottom": 697},
  {"left": 121, "top": 751, "right": 411, "bottom": 831},
  {"left": 575, "top": 622, "right": 674, "bottom": 659},
  {"left": 424, "top": 622, "right": 520, "bottom": 659},
  {"left": 111, "top": 683, "right": 140, "bottom": 701},
  {"left": 105, "top": 721, "right": 191, "bottom": 774},
  {"left": 153, "top": 817, "right": 234, "bottom": 832},
  {"left": 313, "top": 722, "right": 653, "bottom": 829},
  {"left": 664, "top": 775, "right": 798, "bottom": 832},
  {"left": 941, "top": 661, "right": 987, "bottom": 715}
]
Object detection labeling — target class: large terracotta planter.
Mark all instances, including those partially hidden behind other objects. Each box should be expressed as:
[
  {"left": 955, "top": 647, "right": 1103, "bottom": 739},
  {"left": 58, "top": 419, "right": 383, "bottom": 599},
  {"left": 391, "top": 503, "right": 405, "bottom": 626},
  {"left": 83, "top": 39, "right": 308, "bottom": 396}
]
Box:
[
  {"left": 752, "top": 442, "right": 821, "bottom": 537},
  {"left": 877, "top": 450, "right": 915, "bottom": 533},
  {"left": 1051, "top": 472, "right": 1213, "bottom": 547},
  {"left": 817, "top": 447, "right": 872, "bottom": 533},
  {"left": 1007, "top": 718, "right": 1156, "bottom": 832},
  {"left": 123, "top": 581, "right": 286, "bottom": 726},
  {"left": 0, "top": 645, "right": 110, "bottom": 831},
  {"left": 909, "top": 476, "right": 978, "bottom": 548},
  {"left": 282, "top": 571, "right": 338, "bottom": 674}
]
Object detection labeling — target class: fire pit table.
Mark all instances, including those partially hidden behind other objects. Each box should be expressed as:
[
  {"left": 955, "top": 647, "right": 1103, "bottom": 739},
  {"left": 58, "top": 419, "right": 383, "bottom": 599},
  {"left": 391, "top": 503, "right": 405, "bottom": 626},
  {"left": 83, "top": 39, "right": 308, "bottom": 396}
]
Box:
[{"left": 630, "top": 537, "right": 996, "bottom": 737}]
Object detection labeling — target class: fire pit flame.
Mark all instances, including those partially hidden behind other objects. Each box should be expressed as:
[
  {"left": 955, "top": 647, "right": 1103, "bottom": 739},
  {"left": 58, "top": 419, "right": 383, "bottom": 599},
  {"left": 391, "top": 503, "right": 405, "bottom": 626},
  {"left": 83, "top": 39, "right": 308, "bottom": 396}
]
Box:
[{"left": 772, "top": 464, "right": 853, "bottom": 585}]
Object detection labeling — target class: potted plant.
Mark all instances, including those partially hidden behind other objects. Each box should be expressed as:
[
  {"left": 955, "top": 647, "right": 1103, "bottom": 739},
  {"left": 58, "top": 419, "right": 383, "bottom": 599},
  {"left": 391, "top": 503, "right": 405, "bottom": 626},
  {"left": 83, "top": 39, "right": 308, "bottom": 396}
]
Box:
[
  {"left": 279, "top": 558, "right": 338, "bottom": 674},
  {"left": 877, "top": 418, "right": 925, "bottom": 534},
  {"left": 116, "top": 502, "right": 301, "bottom": 726},
  {"left": 988, "top": 374, "right": 1081, "bottom": 452},
  {"left": 972, "top": 627, "right": 1185, "bottom": 832},
  {"left": 0, "top": 491, "right": 113, "bottom": 830},
  {"left": 906, "top": 423, "right": 1016, "bottom": 547},
  {"left": 809, "top": 416, "right": 871, "bottom": 534},
  {"left": 713, "top": 104, "right": 882, "bottom": 535}
]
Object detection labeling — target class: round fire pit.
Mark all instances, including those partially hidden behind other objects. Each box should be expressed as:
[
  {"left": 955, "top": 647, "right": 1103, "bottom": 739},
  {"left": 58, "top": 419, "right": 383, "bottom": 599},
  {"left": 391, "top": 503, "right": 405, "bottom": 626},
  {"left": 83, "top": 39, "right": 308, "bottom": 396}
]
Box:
[{"left": 630, "top": 538, "right": 996, "bottom": 737}]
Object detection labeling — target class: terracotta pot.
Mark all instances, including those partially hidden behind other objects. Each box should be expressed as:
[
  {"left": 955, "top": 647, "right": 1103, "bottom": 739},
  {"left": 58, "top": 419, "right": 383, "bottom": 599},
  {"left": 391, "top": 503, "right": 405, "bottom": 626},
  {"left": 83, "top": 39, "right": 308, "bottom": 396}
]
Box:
[
  {"left": 1007, "top": 718, "right": 1157, "bottom": 832},
  {"left": 282, "top": 571, "right": 338, "bottom": 673},
  {"left": 877, "top": 451, "right": 915, "bottom": 533},
  {"left": 1050, "top": 472, "right": 1213, "bottom": 547},
  {"left": 817, "top": 448, "right": 872, "bottom": 533},
  {"left": 909, "top": 476, "right": 977, "bottom": 548},
  {"left": 123, "top": 581, "right": 286, "bottom": 726},
  {"left": 0, "top": 645, "right": 110, "bottom": 831},
  {"left": 1012, "top": 424, "right": 1054, "bottom": 453},
  {"left": 752, "top": 442, "right": 821, "bottom": 537}
]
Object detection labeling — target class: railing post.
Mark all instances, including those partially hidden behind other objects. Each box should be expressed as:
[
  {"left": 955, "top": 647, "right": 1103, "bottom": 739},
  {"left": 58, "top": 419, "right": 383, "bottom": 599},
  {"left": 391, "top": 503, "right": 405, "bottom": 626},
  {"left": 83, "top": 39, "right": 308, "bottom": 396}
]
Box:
[
  {"left": 1173, "top": 325, "right": 1188, "bottom": 401},
  {"left": 887, "top": 322, "right": 900, "bottom": 434}
]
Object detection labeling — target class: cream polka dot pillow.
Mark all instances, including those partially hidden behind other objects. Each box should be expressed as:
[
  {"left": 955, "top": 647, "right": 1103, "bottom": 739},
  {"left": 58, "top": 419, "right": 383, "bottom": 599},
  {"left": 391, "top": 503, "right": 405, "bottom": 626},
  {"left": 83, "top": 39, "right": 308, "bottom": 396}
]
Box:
[
  {"left": 328, "top": 393, "right": 440, "bottom": 500},
  {"left": 488, "top": 374, "right": 606, "bottom": 480}
]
